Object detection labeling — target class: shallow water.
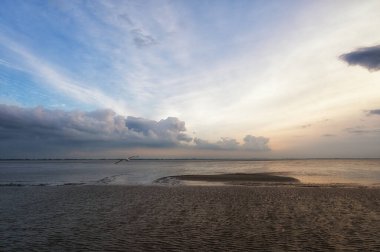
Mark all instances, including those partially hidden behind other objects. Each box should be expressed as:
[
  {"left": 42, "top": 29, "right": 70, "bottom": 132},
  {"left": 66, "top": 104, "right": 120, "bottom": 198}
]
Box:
[{"left": 1, "top": 159, "right": 380, "bottom": 186}]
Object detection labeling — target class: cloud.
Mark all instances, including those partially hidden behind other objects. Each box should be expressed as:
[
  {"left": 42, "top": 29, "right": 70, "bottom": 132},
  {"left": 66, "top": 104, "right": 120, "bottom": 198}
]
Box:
[
  {"left": 340, "top": 45, "right": 380, "bottom": 71},
  {"left": 0, "top": 35, "right": 128, "bottom": 115},
  {"left": 344, "top": 126, "right": 380, "bottom": 135},
  {"left": 117, "top": 13, "right": 133, "bottom": 26},
  {"left": 0, "top": 105, "right": 124, "bottom": 142},
  {"left": 193, "top": 137, "right": 239, "bottom": 150},
  {"left": 126, "top": 116, "right": 192, "bottom": 145},
  {"left": 0, "top": 104, "right": 270, "bottom": 157},
  {"left": 366, "top": 109, "right": 380, "bottom": 116},
  {"left": 300, "top": 124, "right": 312, "bottom": 129},
  {"left": 131, "top": 29, "right": 157, "bottom": 48},
  {"left": 242, "top": 135, "right": 271, "bottom": 151},
  {"left": 193, "top": 138, "right": 216, "bottom": 149},
  {"left": 194, "top": 135, "right": 271, "bottom": 151},
  {"left": 214, "top": 138, "right": 240, "bottom": 150},
  {"left": 0, "top": 105, "right": 192, "bottom": 156},
  {"left": 321, "top": 134, "right": 336, "bottom": 137}
]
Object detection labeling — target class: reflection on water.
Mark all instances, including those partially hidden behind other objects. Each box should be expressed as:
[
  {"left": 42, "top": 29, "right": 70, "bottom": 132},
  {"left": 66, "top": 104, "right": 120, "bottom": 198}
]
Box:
[{"left": 1, "top": 159, "right": 380, "bottom": 186}]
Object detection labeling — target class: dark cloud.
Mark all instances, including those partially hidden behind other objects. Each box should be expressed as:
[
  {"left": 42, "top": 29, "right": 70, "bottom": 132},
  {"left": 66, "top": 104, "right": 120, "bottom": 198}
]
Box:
[
  {"left": 126, "top": 116, "right": 192, "bottom": 146},
  {"left": 131, "top": 29, "right": 157, "bottom": 48},
  {"left": 194, "top": 135, "right": 271, "bottom": 151},
  {"left": 0, "top": 105, "right": 126, "bottom": 142},
  {"left": 117, "top": 13, "right": 133, "bottom": 25},
  {"left": 193, "top": 138, "right": 217, "bottom": 149},
  {"left": 0, "top": 104, "right": 272, "bottom": 157},
  {"left": 321, "top": 134, "right": 336, "bottom": 137},
  {"left": 300, "top": 124, "right": 312, "bottom": 129},
  {"left": 0, "top": 105, "right": 191, "bottom": 157},
  {"left": 344, "top": 126, "right": 380, "bottom": 135},
  {"left": 367, "top": 109, "right": 380, "bottom": 116},
  {"left": 340, "top": 45, "right": 380, "bottom": 71}
]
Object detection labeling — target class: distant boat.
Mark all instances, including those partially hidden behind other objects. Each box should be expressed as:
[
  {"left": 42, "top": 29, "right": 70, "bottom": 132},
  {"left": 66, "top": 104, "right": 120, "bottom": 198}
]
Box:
[{"left": 114, "top": 156, "right": 139, "bottom": 164}]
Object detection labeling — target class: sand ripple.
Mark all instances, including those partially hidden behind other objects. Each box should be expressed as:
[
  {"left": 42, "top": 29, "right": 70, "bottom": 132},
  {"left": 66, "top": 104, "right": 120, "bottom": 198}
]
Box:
[{"left": 1, "top": 186, "right": 380, "bottom": 251}]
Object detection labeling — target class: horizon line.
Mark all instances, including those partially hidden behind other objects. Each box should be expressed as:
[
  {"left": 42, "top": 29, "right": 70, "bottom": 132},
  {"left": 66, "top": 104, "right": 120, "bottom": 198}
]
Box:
[{"left": 1, "top": 158, "right": 380, "bottom": 161}]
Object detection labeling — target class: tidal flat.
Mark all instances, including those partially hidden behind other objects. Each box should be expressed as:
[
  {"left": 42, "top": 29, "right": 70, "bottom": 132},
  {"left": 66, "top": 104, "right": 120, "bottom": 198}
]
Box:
[{"left": 1, "top": 185, "right": 380, "bottom": 251}]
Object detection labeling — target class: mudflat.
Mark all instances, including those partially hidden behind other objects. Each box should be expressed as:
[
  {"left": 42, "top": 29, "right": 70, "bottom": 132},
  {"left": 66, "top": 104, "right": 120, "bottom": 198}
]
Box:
[{"left": 1, "top": 185, "right": 380, "bottom": 251}]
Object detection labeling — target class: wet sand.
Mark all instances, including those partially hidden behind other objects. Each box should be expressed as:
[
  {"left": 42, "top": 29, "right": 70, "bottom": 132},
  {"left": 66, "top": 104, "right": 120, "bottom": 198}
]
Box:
[{"left": 1, "top": 185, "right": 380, "bottom": 251}]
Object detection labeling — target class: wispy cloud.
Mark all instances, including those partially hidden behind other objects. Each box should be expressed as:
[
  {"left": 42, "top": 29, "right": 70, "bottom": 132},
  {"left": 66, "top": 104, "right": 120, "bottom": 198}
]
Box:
[
  {"left": 321, "top": 134, "right": 336, "bottom": 137},
  {"left": 1, "top": 1, "right": 380, "bottom": 158},
  {"left": 49, "top": 0, "right": 200, "bottom": 116},
  {"left": 131, "top": 29, "right": 157, "bottom": 48},
  {"left": 0, "top": 36, "right": 129, "bottom": 115},
  {"left": 300, "top": 124, "right": 312, "bottom": 129},
  {"left": 344, "top": 126, "right": 380, "bottom": 135}
]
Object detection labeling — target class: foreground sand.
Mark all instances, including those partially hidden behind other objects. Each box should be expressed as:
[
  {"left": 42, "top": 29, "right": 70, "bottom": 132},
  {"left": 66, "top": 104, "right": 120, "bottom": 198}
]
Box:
[{"left": 1, "top": 185, "right": 380, "bottom": 251}]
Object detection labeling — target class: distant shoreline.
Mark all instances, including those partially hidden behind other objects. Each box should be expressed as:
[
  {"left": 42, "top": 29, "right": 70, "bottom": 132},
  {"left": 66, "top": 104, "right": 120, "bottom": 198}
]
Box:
[{"left": 1, "top": 158, "right": 380, "bottom": 161}]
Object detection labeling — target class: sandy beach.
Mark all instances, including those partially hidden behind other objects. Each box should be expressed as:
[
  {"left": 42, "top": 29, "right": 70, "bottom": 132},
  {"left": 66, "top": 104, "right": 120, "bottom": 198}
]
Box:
[{"left": 1, "top": 184, "right": 380, "bottom": 251}]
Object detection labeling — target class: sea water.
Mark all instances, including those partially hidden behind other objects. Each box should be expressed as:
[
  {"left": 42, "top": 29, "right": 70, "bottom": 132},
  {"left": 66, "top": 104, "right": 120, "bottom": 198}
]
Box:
[{"left": 1, "top": 159, "right": 380, "bottom": 186}]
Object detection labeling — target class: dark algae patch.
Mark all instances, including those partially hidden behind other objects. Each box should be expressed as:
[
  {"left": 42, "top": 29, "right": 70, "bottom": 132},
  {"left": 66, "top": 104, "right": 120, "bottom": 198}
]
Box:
[{"left": 155, "top": 172, "right": 300, "bottom": 184}]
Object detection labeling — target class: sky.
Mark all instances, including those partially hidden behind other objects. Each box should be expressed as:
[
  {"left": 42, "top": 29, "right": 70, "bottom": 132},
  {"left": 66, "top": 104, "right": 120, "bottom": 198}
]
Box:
[{"left": 0, "top": 0, "right": 380, "bottom": 159}]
